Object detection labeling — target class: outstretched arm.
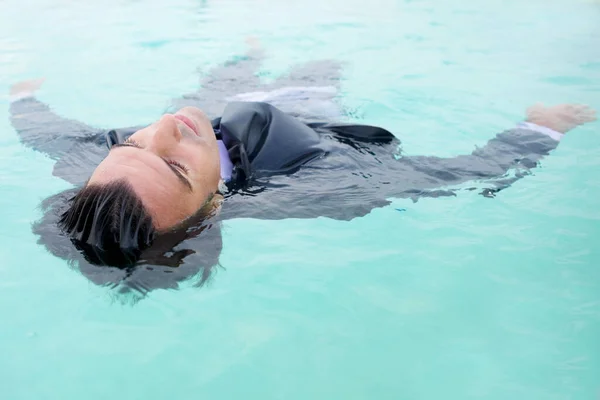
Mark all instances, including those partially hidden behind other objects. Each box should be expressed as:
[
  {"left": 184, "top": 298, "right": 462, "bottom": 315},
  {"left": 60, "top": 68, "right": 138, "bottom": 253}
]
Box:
[
  {"left": 400, "top": 104, "right": 597, "bottom": 197},
  {"left": 9, "top": 79, "right": 103, "bottom": 160}
]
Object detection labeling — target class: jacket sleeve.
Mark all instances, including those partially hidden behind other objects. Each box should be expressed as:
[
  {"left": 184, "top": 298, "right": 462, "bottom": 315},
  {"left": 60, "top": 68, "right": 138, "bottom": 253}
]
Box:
[
  {"left": 398, "top": 125, "right": 563, "bottom": 197},
  {"left": 9, "top": 96, "right": 103, "bottom": 160}
]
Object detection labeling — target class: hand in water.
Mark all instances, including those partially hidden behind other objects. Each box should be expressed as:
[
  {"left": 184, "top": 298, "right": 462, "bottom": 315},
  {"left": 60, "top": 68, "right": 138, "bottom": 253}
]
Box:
[
  {"left": 245, "top": 36, "right": 262, "bottom": 50},
  {"left": 9, "top": 78, "right": 46, "bottom": 97},
  {"left": 526, "top": 103, "right": 597, "bottom": 133}
]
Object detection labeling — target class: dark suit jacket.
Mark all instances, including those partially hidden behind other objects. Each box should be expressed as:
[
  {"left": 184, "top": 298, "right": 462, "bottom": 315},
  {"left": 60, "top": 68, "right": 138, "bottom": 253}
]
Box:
[
  {"left": 8, "top": 53, "right": 561, "bottom": 297},
  {"left": 11, "top": 96, "right": 560, "bottom": 222}
]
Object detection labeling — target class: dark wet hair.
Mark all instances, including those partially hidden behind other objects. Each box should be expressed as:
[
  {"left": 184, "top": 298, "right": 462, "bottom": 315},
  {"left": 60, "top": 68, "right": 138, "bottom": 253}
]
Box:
[{"left": 58, "top": 180, "right": 156, "bottom": 266}]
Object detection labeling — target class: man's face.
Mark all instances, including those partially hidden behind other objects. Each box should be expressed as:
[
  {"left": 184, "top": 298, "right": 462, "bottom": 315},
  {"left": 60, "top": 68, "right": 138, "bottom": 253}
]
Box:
[{"left": 88, "top": 107, "right": 221, "bottom": 230}]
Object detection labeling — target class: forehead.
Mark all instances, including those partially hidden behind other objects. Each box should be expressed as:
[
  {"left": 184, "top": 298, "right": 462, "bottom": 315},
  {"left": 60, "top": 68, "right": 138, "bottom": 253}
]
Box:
[{"left": 91, "top": 147, "right": 186, "bottom": 196}]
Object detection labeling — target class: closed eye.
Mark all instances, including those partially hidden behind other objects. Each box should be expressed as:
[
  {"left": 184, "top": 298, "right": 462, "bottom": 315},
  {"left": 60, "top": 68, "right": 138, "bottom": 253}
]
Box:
[
  {"left": 122, "top": 140, "right": 189, "bottom": 174},
  {"left": 123, "top": 138, "right": 142, "bottom": 148},
  {"left": 111, "top": 141, "right": 193, "bottom": 192},
  {"left": 165, "top": 159, "right": 189, "bottom": 174}
]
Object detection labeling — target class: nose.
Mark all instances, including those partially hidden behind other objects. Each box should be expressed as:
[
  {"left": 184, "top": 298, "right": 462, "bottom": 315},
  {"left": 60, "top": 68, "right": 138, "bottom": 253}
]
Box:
[{"left": 147, "top": 114, "right": 182, "bottom": 156}]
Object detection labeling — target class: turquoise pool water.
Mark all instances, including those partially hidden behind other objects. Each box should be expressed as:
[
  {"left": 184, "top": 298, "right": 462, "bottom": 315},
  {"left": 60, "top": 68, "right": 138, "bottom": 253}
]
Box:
[{"left": 1, "top": 0, "right": 599, "bottom": 398}]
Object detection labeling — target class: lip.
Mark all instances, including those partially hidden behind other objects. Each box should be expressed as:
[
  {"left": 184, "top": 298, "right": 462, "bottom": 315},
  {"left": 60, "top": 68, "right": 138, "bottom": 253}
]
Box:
[{"left": 174, "top": 114, "right": 198, "bottom": 135}]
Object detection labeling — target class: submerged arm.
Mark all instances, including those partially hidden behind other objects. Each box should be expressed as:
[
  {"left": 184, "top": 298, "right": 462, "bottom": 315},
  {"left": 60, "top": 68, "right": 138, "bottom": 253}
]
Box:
[
  {"left": 9, "top": 79, "right": 103, "bottom": 160},
  {"left": 400, "top": 104, "right": 597, "bottom": 197}
]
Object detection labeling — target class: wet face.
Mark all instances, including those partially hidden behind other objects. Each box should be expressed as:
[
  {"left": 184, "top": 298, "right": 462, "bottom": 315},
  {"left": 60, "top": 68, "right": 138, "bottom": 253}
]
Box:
[{"left": 88, "top": 107, "right": 221, "bottom": 230}]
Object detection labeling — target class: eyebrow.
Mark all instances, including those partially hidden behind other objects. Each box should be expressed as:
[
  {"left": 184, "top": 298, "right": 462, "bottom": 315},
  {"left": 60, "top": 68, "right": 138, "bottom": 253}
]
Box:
[{"left": 111, "top": 143, "right": 193, "bottom": 193}]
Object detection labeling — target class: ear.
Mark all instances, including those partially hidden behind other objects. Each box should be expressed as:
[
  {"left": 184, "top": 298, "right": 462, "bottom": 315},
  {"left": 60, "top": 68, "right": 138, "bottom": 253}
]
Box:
[
  {"left": 196, "top": 193, "right": 224, "bottom": 221},
  {"left": 207, "top": 193, "right": 224, "bottom": 218}
]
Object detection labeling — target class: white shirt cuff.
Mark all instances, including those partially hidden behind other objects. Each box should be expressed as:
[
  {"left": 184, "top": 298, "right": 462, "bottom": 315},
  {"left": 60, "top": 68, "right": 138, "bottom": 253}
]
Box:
[{"left": 517, "top": 121, "right": 564, "bottom": 141}]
